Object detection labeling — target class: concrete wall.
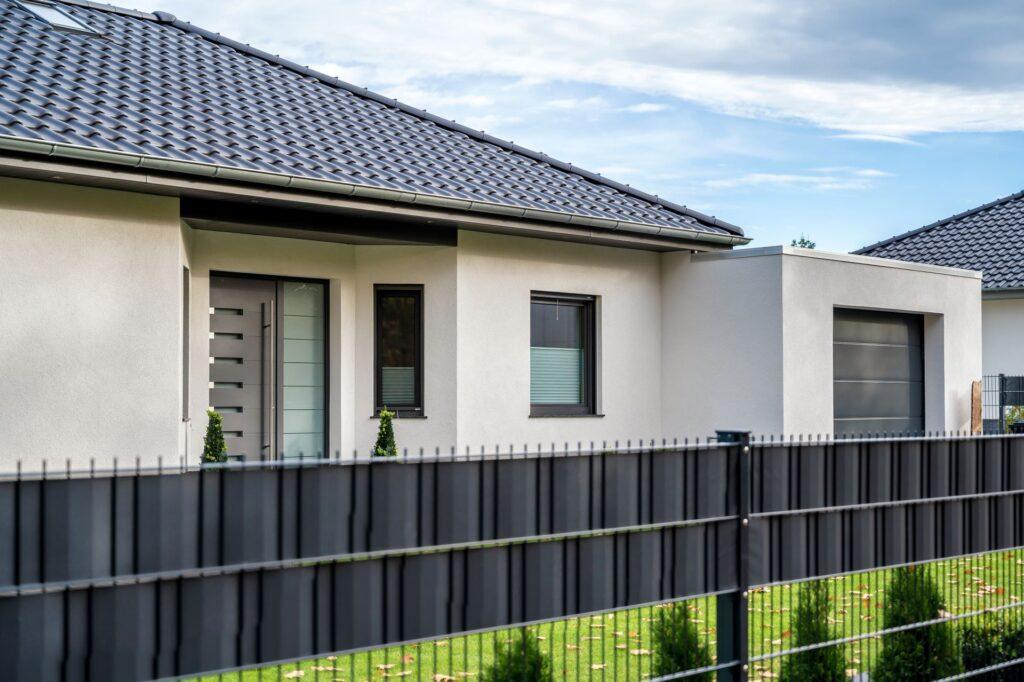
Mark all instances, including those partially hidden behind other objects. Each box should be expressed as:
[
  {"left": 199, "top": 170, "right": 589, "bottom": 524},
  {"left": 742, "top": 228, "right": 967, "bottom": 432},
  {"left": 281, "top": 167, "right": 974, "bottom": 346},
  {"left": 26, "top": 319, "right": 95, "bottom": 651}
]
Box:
[
  {"left": 982, "top": 297, "right": 1024, "bottom": 376},
  {"left": 456, "top": 231, "right": 663, "bottom": 449},
  {"left": 0, "top": 177, "right": 183, "bottom": 466},
  {"left": 678, "top": 247, "right": 982, "bottom": 436}
]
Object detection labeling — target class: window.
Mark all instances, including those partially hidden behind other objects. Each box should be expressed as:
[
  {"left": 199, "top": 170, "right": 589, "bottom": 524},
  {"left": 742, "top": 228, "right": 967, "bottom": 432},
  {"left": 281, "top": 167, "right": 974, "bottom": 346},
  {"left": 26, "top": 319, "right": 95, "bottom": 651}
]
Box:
[
  {"left": 530, "top": 292, "right": 596, "bottom": 416},
  {"left": 18, "top": 1, "right": 97, "bottom": 33},
  {"left": 374, "top": 285, "right": 423, "bottom": 416}
]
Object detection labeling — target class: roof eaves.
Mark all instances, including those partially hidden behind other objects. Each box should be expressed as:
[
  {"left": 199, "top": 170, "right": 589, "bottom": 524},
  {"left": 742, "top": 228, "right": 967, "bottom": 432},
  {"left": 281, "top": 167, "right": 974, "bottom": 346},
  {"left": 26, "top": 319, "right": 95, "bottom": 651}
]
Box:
[
  {"left": 855, "top": 188, "right": 1024, "bottom": 255},
  {"left": 0, "top": 134, "right": 750, "bottom": 246},
  {"left": 143, "top": 9, "right": 744, "bottom": 238}
]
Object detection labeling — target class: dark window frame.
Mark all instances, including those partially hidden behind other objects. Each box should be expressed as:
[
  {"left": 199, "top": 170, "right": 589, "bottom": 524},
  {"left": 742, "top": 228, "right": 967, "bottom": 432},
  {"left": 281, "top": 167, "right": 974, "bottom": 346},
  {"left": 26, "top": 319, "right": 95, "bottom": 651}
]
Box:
[
  {"left": 530, "top": 291, "right": 597, "bottom": 417},
  {"left": 182, "top": 266, "right": 190, "bottom": 421},
  {"left": 374, "top": 284, "right": 425, "bottom": 418}
]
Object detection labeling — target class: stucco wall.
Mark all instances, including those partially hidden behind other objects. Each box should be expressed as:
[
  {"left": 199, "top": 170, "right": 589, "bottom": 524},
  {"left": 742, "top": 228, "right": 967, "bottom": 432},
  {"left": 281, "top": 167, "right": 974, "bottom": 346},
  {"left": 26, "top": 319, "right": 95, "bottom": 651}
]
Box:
[
  {"left": 456, "top": 231, "right": 663, "bottom": 449},
  {"left": 661, "top": 251, "right": 785, "bottom": 437},
  {"left": 676, "top": 247, "right": 982, "bottom": 436},
  {"left": 0, "top": 177, "right": 183, "bottom": 467},
  {"left": 982, "top": 298, "right": 1024, "bottom": 376},
  {"left": 354, "top": 245, "right": 458, "bottom": 452}
]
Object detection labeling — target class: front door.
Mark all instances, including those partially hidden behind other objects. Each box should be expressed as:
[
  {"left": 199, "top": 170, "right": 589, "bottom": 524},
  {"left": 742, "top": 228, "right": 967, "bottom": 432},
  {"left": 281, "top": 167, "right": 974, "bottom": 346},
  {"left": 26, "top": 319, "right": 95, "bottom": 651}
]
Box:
[{"left": 209, "top": 274, "right": 326, "bottom": 460}]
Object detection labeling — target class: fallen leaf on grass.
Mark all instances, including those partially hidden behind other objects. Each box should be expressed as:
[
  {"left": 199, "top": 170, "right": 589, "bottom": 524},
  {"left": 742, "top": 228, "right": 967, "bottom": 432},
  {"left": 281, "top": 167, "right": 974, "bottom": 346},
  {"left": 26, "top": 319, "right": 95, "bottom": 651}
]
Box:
[
  {"left": 377, "top": 664, "right": 395, "bottom": 671},
  {"left": 402, "top": 655, "right": 415, "bottom": 665},
  {"left": 629, "top": 649, "right": 652, "bottom": 656},
  {"left": 432, "top": 676, "right": 456, "bottom": 682},
  {"left": 283, "top": 673, "right": 305, "bottom": 680},
  {"left": 591, "top": 664, "right": 607, "bottom": 670}
]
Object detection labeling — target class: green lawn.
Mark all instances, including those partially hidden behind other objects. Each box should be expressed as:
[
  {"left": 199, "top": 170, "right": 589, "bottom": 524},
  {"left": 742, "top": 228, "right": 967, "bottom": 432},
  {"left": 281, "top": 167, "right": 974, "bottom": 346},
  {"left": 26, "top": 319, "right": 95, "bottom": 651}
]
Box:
[{"left": 193, "top": 549, "right": 1024, "bottom": 681}]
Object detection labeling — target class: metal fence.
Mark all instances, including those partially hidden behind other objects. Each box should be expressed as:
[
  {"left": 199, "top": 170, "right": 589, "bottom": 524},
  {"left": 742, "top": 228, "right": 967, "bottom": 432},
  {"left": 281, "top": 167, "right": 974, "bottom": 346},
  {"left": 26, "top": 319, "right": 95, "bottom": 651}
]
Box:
[
  {"left": 982, "top": 374, "right": 1024, "bottom": 433},
  {"left": 3, "top": 432, "right": 1024, "bottom": 680}
]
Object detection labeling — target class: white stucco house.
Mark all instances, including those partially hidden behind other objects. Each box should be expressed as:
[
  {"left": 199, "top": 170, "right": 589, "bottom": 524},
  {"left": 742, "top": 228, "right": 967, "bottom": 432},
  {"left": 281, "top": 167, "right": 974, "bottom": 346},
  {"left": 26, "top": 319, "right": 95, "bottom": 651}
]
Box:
[{"left": 0, "top": 0, "right": 982, "bottom": 467}]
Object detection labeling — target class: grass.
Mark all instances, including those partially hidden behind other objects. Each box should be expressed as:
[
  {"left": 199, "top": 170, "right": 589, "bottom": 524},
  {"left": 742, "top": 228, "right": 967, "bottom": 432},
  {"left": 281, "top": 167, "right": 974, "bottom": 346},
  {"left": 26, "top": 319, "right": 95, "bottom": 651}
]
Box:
[{"left": 191, "top": 549, "right": 1024, "bottom": 681}]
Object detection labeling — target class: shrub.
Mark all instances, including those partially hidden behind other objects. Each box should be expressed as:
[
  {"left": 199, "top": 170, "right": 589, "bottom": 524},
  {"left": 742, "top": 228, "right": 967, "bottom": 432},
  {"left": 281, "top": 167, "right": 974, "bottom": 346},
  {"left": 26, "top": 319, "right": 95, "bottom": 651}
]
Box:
[
  {"left": 651, "top": 602, "right": 713, "bottom": 679},
  {"left": 874, "top": 566, "right": 961, "bottom": 681},
  {"left": 1006, "top": 405, "right": 1024, "bottom": 433},
  {"left": 202, "top": 409, "right": 228, "bottom": 463},
  {"left": 960, "top": 621, "right": 1002, "bottom": 678},
  {"left": 372, "top": 407, "right": 398, "bottom": 457},
  {"left": 779, "top": 579, "right": 846, "bottom": 681},
  {"left": 960, "top": 618, "right": 1024, "bottom": 680},
  {"left": 480, "top": 629, "right": 552, "bottom": 682}
]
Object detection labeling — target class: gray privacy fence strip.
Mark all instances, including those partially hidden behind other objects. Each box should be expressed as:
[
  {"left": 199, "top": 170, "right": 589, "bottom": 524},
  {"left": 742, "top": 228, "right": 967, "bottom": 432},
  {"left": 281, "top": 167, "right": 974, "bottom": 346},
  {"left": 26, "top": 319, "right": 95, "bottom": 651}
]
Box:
[
  {"left": 0, "top": 446, "right": 738, "bottom": 587},
  {"left": 0, "top": 521, "right": 741, "bottom": 680},
  {"left": 3, "top": 433, "right": 1024, "bottom": 681}
]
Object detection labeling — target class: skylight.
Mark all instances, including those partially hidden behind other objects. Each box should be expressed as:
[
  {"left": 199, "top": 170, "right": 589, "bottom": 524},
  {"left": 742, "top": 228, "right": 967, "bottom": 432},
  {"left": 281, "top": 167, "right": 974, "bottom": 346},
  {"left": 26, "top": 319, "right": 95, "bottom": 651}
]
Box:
[{"left": 18, "top": 1, "right": 97, "bottom": 34}]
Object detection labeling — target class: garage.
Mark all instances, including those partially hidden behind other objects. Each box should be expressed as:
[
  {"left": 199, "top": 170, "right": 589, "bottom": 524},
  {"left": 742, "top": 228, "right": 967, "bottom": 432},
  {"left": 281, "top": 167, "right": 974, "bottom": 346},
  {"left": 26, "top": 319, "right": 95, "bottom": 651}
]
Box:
[{"left": 833, "top": 308, "right": 924, "bottom": 436}]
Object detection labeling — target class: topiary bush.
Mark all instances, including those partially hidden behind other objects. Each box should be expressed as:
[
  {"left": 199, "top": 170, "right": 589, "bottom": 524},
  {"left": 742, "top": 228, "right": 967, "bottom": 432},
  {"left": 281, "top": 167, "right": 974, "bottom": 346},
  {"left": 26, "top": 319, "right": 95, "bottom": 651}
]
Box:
[
  {"left": 372, "top": 407, "right": 398, "bottom": 457},
  {"left": 202, "top": 409, "right": 228, "bottom": 463},
  {"left": 651, "top": 602, "right": 714, "bottom": 679},
  {"left": 779, "top": 579, "right": 846, "bottom": 681},
  {"left": 874, "top": 566, "right": 961, "bottom": 681},
  {"left": 480, "top": 629, "right": 552, "bottom": 682}
]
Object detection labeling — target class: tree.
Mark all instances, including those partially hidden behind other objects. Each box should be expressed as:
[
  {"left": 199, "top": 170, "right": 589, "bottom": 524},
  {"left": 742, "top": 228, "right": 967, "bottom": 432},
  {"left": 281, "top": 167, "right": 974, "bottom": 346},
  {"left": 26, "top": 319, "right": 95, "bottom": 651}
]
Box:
[
  {"left": 202, "top": 409, "right": 228, "bottom": 463},
  {"left": 791, "top": 234, "right": 816, "bottom": 249},
  {"left": 480, "top": 629, "right": 552, "bottom": 682},
  {"left": 780, "top": 579, "right": 846, "bottom": 681},
  {"left": 874, "top": 566, "right": 961, "bottom": 681},
  {"left": 651, "top": 602, "right": 714, "bottom": 679},
  {"left": 372, "top": 407, "right": 398, "bottom": 457}
]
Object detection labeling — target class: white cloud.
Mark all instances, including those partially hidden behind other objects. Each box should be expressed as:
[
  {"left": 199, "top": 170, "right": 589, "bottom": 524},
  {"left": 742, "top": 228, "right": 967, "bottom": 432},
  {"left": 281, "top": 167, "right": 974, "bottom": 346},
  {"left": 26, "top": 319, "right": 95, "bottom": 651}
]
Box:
[
  {"left": 622, "top": 103, "right": 669, "bottom": 113},
  {"left": 157, "top": 0, "right": 1024, "bottom": 140},
  {"left": 705, "top": 167, "right": 893, "bottom": 191}
]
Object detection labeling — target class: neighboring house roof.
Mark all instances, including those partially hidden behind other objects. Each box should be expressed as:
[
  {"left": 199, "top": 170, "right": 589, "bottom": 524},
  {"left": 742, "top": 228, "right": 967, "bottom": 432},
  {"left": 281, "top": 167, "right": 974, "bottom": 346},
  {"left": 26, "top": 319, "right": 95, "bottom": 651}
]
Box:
[
  {"left": 0, "top": 0, "right": 747, "bottom": 244},
  {"left": 856, "top": 190, "right": 1024, "bottom": 290}
]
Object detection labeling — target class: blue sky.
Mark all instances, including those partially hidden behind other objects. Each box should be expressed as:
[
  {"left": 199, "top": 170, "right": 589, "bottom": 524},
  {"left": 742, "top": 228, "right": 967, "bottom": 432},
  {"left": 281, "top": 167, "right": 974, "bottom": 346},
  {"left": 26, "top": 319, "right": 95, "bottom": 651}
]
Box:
[{"left": 155, "top": 0, "right": 1024, "bottom": 251}]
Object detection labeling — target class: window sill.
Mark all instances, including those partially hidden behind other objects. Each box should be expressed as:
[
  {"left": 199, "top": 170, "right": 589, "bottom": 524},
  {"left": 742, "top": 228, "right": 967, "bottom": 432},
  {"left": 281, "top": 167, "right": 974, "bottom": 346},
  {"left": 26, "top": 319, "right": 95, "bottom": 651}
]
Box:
[
  {"left": 371, "top": 412, "right": 427, "bottom": 419},
  {"left": 529, "top": 413, "right": 605, "bottom": 419}
]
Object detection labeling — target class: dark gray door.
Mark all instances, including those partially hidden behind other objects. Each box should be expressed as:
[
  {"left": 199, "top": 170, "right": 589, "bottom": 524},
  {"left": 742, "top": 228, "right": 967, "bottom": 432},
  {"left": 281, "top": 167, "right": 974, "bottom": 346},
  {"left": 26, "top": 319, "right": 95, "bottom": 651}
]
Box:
[
  {"left": 833, "top": 308, "right": 924, "bottom": 436},
  {"left": 209, "top": 276, "right": 276, "bottom": 460}
]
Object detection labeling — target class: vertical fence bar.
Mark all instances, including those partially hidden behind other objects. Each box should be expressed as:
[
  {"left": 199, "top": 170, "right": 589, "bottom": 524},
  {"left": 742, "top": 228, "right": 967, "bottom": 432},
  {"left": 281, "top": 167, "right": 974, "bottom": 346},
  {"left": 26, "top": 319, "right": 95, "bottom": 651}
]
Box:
[{"left": 716, "top": 429, "right": 750, "bottom": 682}]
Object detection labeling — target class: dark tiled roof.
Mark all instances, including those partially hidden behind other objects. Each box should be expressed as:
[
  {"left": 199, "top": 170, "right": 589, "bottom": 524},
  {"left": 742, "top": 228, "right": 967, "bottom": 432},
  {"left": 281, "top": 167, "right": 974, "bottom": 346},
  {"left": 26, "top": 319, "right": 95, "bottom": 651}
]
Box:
[
  {"left": 857, "top": 190, "right": 1024, "bottom": 290},
  {"left": 0, "top": 0, "right": 745, "bottom": 240}
]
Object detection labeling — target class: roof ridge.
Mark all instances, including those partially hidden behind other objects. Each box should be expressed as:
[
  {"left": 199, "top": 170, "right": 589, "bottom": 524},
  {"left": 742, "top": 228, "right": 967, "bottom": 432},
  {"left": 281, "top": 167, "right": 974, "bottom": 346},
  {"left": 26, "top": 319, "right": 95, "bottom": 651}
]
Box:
[
  {"left": 856, "top": 188, "right": 1024, "bottom": 255},
  {"left": 86, "top": 5, "right": 742, "bottom": 237}
]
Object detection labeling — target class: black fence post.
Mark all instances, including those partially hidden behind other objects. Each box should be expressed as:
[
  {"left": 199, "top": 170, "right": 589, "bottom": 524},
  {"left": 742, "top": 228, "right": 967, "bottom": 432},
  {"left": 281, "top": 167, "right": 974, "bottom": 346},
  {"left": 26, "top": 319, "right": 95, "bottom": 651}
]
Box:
[
  {"left": 1000, "top": 373, "right": 1007, "bottom": 433},
  {"left": 716, "top": 430, "right": 750, "bottom": 682}
]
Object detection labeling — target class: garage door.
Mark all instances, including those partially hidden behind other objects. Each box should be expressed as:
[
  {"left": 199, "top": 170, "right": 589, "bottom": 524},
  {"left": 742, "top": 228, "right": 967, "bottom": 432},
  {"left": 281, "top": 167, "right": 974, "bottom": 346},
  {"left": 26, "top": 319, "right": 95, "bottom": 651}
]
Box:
[{"left": 833, "top": 308, "right": 924, "bottom": 436}]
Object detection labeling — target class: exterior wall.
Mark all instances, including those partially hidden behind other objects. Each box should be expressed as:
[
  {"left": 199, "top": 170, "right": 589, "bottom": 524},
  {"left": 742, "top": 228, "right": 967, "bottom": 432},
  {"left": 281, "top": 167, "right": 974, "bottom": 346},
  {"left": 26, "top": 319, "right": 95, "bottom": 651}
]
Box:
[
  {"left": 0, "top": 177, "right": 986, "bottom": 468},
  {"left": 187, "top": 229, "right": 357, "bottom": 459},
  {"left": 0, "top": 177, "right": 183, "bottom": 466},
  {"left": 982, "top": 298, "right": 1024, "bottom": 376},
  {"left": 354, "top": 245, "right": 458, "bottom": 452},
  {"left": 455, "top": 231, "right": 663, "bottom": 449},
  {"left": 684, "top": 247, "right": 982, "bottom": 436},
  {"left": 660, "top": 251, "right": 785, "bottom": 437}
]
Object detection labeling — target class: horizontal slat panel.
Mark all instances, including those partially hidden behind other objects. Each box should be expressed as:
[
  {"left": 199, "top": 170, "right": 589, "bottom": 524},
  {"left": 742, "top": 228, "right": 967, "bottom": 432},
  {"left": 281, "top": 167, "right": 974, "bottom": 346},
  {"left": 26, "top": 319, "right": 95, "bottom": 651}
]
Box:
[{"left": 530, "top": 346, "right": 582, "bottom": 404}]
